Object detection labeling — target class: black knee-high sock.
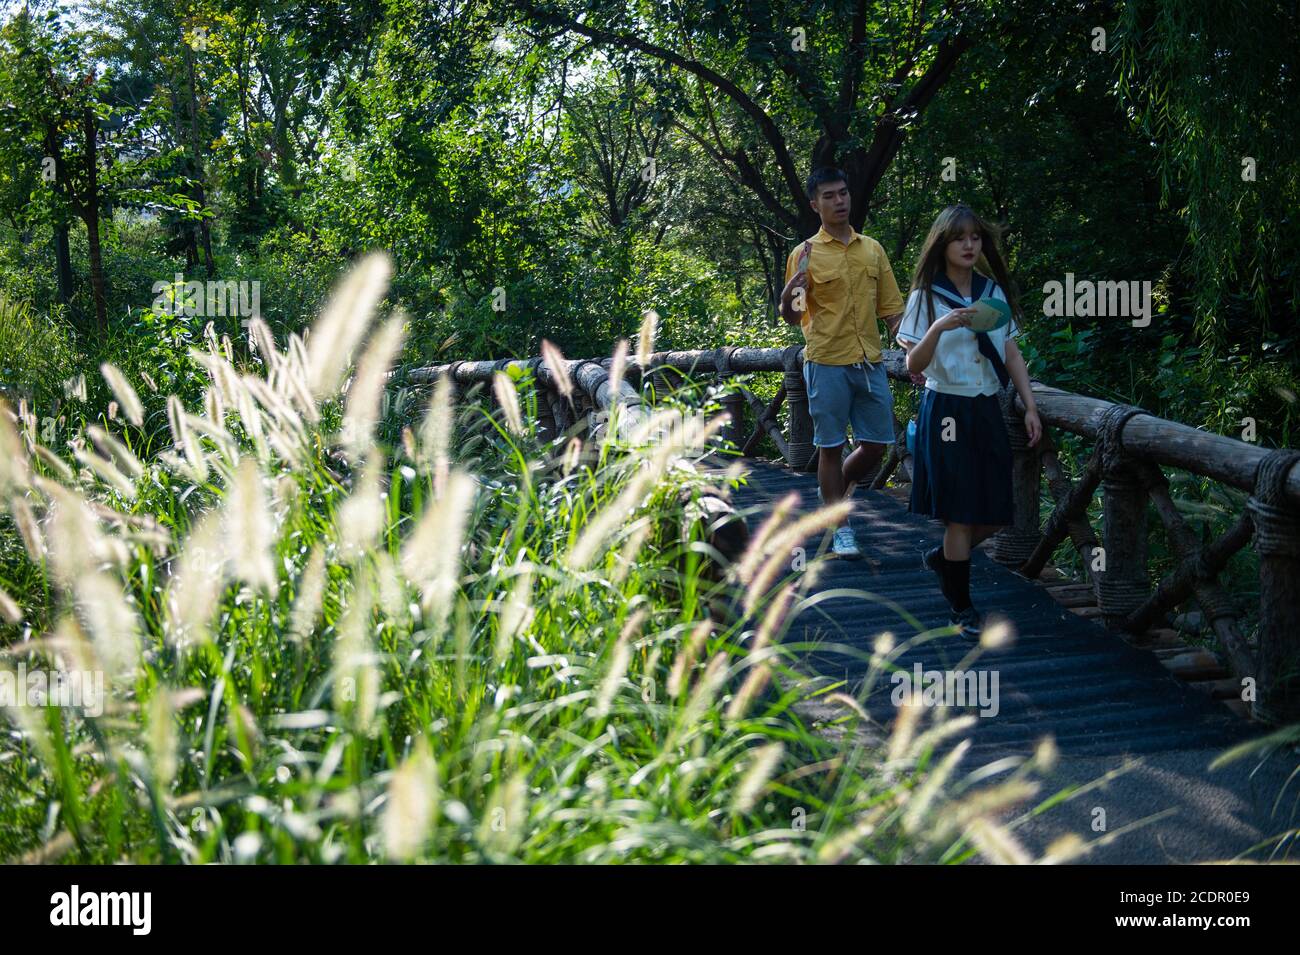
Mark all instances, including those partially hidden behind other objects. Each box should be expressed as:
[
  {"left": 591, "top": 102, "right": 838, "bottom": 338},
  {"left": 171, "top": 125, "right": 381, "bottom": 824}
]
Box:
[{"left": 942, "top": 558, "right": 972, "bottom": 612}]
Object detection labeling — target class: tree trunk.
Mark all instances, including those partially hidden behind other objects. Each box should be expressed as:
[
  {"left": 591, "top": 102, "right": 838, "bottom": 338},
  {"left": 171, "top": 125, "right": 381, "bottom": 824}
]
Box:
[
  {"left": 184, "top": 43, "right": 216, "bottom": 276},
  {"left": 53, "top": 224, "right": 74, "bottom": 306},
  {"left": 82, "top": 108, "right": 108, "bottom": 332}
]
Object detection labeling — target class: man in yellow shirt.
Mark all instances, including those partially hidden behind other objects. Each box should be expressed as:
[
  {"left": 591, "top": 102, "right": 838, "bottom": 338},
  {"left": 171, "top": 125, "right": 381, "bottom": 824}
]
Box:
[{"left": 779, "top": 167, "right": 905, "bottom": 558}]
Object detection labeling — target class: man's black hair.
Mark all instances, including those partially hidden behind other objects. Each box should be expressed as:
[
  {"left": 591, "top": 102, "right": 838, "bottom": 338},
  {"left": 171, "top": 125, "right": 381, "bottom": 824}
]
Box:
[{"left": 806, "top": 167, "right": 849, "bottom": 200}]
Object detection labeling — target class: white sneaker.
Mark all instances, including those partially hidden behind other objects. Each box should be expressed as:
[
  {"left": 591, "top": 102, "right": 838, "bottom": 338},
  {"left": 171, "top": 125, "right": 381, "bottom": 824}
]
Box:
[{"left": 831, "top": 525, "right": 861, "bottom": 559}]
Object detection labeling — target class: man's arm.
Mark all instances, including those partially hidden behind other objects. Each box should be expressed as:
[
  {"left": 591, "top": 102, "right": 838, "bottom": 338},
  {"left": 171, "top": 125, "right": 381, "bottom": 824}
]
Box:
[
  {"left": 872, "top": 244, "right": 906, "bottom": 342},
  {"left": 779, "top": 252, "right": 807, "bottom": 325}
]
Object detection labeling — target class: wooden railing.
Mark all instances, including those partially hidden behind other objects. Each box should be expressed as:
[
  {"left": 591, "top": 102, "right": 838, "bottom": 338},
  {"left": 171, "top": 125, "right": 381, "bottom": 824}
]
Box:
[{"left": 407, "top": 345, "right": 1300, "bottom": 726}]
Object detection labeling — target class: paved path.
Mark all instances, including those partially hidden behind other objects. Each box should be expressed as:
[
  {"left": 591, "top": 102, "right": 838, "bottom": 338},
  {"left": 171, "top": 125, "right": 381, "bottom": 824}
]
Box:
[{"left": 729, "top": 460, "right": 1300, "bottom": 863}]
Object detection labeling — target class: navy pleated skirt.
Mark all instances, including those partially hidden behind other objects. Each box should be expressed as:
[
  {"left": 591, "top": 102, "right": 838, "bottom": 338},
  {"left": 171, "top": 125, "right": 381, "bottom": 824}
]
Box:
[{"left": 909, "top": 389, "right": 1013, "bottom": 526}]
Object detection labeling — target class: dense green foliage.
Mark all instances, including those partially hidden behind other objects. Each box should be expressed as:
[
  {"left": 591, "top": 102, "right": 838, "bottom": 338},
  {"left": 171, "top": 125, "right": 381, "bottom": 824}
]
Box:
[{"left": 0, "top": 0, "right": 1297, "bottom": 863}]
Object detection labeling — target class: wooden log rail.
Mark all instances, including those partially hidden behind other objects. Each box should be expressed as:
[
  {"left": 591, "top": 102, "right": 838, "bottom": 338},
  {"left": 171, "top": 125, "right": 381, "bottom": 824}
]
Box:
[{"left": 407, "top": 345, "right": 1300, "bottom": 726}]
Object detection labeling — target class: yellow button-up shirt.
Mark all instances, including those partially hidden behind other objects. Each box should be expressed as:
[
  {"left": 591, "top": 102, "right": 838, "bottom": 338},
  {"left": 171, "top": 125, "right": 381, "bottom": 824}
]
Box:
[{"left": 784, "top": 226, "right": 905, "bottom": 365}]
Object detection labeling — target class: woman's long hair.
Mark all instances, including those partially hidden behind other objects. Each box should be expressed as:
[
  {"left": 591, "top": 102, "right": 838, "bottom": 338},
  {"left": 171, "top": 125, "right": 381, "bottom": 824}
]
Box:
[{"left": 910, "top": 205, "right": 1021, "bottom": 328}]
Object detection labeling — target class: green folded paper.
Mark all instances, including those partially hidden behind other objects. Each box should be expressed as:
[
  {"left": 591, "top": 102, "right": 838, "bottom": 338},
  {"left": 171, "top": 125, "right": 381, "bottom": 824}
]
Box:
[{"left": 966, "top": 296, "right": 1012, "bottom": 332}]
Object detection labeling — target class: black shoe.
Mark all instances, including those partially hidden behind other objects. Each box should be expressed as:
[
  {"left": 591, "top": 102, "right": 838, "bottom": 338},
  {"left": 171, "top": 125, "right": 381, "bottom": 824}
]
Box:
[
  {"left": 950, "top": 606, "right": 984, "bottom": 640},
  {"left": 922, "top": 545, "right": 945, "bottom": 576}
]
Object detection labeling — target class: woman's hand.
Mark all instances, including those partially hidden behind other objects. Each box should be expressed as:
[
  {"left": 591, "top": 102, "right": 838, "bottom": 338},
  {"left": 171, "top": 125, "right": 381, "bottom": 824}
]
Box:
[
  {"left": 933, "top": 307, "right": 974, "bottom": 333},
  {"left": 1023, "top": 408, "right": 1042, "bottom": 447}
]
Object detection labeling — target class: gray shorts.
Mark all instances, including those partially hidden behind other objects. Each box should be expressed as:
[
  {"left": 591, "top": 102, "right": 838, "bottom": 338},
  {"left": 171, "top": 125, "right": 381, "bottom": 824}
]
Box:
[{"left": 802, "top": 359, "right": 895, "bottom": 448}]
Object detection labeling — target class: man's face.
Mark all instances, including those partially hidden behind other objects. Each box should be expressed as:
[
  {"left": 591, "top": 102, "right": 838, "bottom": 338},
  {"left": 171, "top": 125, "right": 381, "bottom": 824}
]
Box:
[{"left": 810, "top": 180, "right": 850, "bottom": 226}]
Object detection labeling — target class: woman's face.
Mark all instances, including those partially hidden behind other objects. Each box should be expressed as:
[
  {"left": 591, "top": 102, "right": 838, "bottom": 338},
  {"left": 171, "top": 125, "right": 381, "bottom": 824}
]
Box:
[{"left": 944, "top": 224, "right": 982, "bottom": 271}]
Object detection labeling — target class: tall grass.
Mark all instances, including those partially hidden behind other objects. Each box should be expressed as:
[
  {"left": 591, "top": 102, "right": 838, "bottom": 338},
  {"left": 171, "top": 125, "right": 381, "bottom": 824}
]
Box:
[{"left": 0, "top": 253, "right": 1064, "bottom": 864}]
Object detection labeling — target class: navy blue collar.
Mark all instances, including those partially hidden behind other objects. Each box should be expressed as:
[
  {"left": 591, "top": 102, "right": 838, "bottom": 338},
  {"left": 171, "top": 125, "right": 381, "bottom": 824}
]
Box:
[{"left": 932, "top": 271, "right": 989, "bottom": 304}]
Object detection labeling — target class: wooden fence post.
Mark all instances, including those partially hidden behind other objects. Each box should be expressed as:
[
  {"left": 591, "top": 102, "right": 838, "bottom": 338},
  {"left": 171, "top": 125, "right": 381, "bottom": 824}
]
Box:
[
  {"left": 991, "top": 386, "right": 1043, "bottom": 566},
  {"left": 1096, "top": 405, "right": 1151, "bottom": 630},
  {"left": 714, "top": 347, "right": 744, "bottom": 451},
  {"left": 1248, "top": 450, "right": 1300, "bottom": 725},
  {"left": 782, "top": 344, "right": 814, "bottom": 471}
]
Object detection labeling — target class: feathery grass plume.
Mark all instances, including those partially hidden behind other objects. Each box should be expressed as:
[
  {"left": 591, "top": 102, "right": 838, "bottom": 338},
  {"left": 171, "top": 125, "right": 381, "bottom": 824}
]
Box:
[
  {"left": 560, "top": 437, "right": 582, "bottom": 476},
  {"left": 902, "top": 739, "right": 970, "bottom": 834},
  {"left": 307, "top": 251, "right": 392, "bottom": 399},
  {"left": 726, "top": 660, "right": 772, "bottom": 722},
  {"left": 164, "top": 510, "right": 225, "bottom": 651},
  {"left": 0, "top": 670, "right": 55, "bottom": 766},
  {"left": 0, "top": 585, "right": 20, "bottom": 624},
  {"left": 183, "top": 412, "right": 238, "bottom": 465},
  {"left": 72, "top": 446, "right": 137, "bottom": 500},
  {"left": 39, "top": 478, "right": 126, "bottom": 585},
  {"left": 0, "top": 400, "right": 30, "bottom": 494},
  {"left": 383, "top": 736, "right": 439, "bottom": 861},
  {"left": 243, "top": 374, "right": 307, "bottom": 444},
  {"left": 1040, "top": 833, "right": 1087, "bottom": 864},
  {"left": 191, "top": 349, "right": 244, "bottom": 412},
  {"left": 373, "top": 551, "right": 409, "bottom": 627},
  {"left": 333, "top": 570, "right": 380, "bottom": 736},
  {"left": 478, "top": 772, "right": 527, "bottom": 857},
  {"left": 980, "top": 617, "right": 1015, "bottom": 649},
  {"left": 33, "top": 445, "right": 73, "bottom": 483},
  {"left": 233, "top": 378, "right": 268, "bottom": 462},
  {"left": 1033, "top": 736, "right": 1058, "bottom": 772},
  {"left": 224, "top": 458, "right": 278, "bottom": 596},
  {"left": 637, "top": 309, "right": 658, "bottom": 369},
  {"left": 567, "top": 412, "right": 726, "bottom": 570},
  {"left": 86, "top": 426, "right": 144, "bottom": 480},
  {"left": 493, "top": 563, "right": 534, "bottom": 667},
  {"left": 668, "top": 619, "right": 712, "bottom": 698},
  {"left": 280, "top": 333, "right": 320, "bottom": 424},
  {"left": 816, "top": 806, "right": 888, "bottom": 864},
  {"left": 492, "top": 371, "right": 524, "bottom": 437},
  {"left": 624, "top": 404, "right": 681, "bottom": 447},
  {"left": 906, "top": 714, "right": 977, "bottom": 763},
  {"left": 608, "top": 338, "right": 629, "bottom": 399},
  {"left": 733, "top": 742, "right": 785, "bottom": 813},
  {"left": 610, "top": 516, "right": 652, "bottom": 585},
  {"left": 99, "top": 363, "right": 144, "bottom": 426},
  {"left": 595, "top": 609, "right": 645, "bottom": 717},
  {"left": 167, "top": 395, "right": 209, "bottom": 482},
  {"left": 886, "top": 699, "right": 922, "bottom": 766},
  {"left": 726, "top": 581, "right": 797, "bottom": 720},
  {"left": 540, "top": 339, "right": 573, "bottom": 402},
  {"left": 246, "top": 317, "right": 284, "bottom": 377},
  {"left": 338, "top": 455, "right": 385, "bottom": 559},
  {"left": 287, "top": 545, "right": 328, "bottom": 645},
  {"left": 931, "top": 779, "right": 1041, "bottom": 844},
  {"left": 417, "top": 373, "right": 453, "bottom": 495},
  {"left": 147, "top": 689, "right": 178, "bottom": 790},
  {"left": 825, "top": 692, "right": 871, "bottom": 722},
  {"left": 743, "top": 500, "right": 851, "bottom": 615},
  {"left": 74, "top": 570, "right": 142, "bottom": 679},
  {"left": 964, "top": 816, "right": 1032, "bottom": 864},
  {"left": 732, "top": 491, "right": 800, "bottom": 585},
  {"left": 9, "top": 495, "right": 44, "bottom": 561},
  {"left": 675, "top": 651, "right": 730, "bottom": 740},
  {"left": 401, "top": 469, "right": 477, "bottom": 629},
  {"left": 340, "top": 315, "right": 406, "bottom": 458}
]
